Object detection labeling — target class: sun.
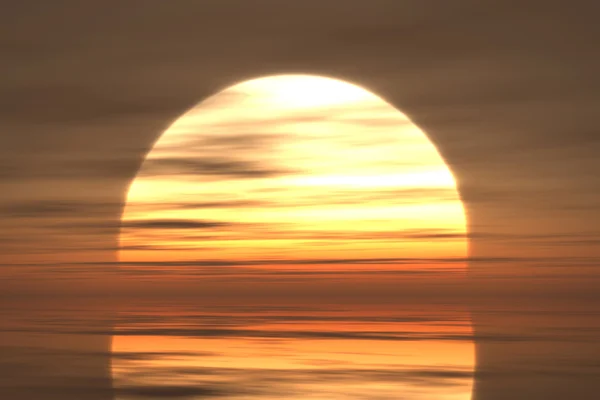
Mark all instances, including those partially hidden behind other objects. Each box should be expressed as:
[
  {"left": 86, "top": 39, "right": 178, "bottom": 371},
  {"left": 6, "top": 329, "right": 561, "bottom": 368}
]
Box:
[
  {"left": 119, "top": 73, "right": 468, "bottom": 270},
  {"left": 237, "top": 74, "right": 379, "bottom": 108},
  {"left": 114, "top": 74, "right": 473, "bottom": 400}
]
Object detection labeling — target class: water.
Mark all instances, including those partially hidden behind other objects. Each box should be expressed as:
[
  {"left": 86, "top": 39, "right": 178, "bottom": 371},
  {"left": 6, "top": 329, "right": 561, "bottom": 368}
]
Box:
[{"left": 111, "top": 299, "right": 474, "bottom": 400}]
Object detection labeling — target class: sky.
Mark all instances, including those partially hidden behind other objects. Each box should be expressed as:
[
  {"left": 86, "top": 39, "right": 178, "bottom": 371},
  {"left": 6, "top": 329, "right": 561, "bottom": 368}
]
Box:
[{"left": 1, "top": 1, "right": 599, "bottom": 400}]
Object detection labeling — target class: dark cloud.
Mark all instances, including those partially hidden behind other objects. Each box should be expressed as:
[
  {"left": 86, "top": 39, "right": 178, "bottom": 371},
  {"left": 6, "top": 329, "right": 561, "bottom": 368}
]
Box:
[
  {"left": 109, "top": 255, "right": 587, "bottom": 268},
  {"left": 117, "top": 244, "right": 220, "bottom": 252},
  {"left": 112, "top": 312, "right": 463, "bottom": 328},
  {"left": 91, "top": 256, "right": 467, "bottom": 268},
  {"left": 105, "top": 326, "right": 533, "bottom": 343},
  {"left": 113, "top": 350, "right": 216, "bottom": 361},
  {"left": 172, "top": 200, "right": 266, "bottom": 209},
  {"left": 122, "top": 226, "right": 467, "bottom": 244},
  {"left": 0, "top": 157, "right": 140, "bottom": 181},
  {"left": 121, "top": 219, "right": 229, "bottom": 230},
  {"left": 264, "top": 229, "right": 467, "bottom": 242},
  {"left": 112, "top": 366, "right": 474, "bottom": 399},
  {"left": 0, "top": 80, "right": 193, "bottom": 125},
  {"left": 283, "top": 367, "right": 473, "bottom": 386},
  {"left": 9, "top": 255, "right": 595, "bottom": 270},
  {"left": 0, "top": 200, "right": 118, "bottom": 218},
  {"left": 139, "top": 156, "right": 294, "bottom": 179},
  {"left": 180, "top": 132, "right": 283, "bottom": 152},
  {"left": 115, "top": 384, "right": 231, "bottom": 398},
  {"left": 129, "top": 187, "right": 460, "bottom": 214}
]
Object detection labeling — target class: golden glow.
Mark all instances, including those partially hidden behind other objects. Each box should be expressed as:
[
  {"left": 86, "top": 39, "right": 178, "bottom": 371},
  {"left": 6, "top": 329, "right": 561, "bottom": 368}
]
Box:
[
  {"left": 114, "top": 75, "right": 473, "bottom": 399},
  {"left": 119, "top": 74, "right": 467, "bottom": 267},
  {"left": 112, "top": 303, "right": 474, "bottom": 400}
]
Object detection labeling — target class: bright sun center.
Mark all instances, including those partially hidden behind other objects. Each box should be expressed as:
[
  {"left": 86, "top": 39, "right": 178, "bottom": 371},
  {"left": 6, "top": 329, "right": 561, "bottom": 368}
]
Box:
[{"left": 242, "top": 74, "right": 379, "bottom": 108}]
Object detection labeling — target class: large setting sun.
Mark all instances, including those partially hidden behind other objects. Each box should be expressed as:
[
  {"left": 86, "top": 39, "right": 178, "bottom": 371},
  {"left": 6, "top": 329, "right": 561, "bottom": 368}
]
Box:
[
  {"left": 113, "top": 75, "right": 473, "bottom": 400},
  {"left": 119, "top": 75, "right": 467, "bottom": 268}
]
